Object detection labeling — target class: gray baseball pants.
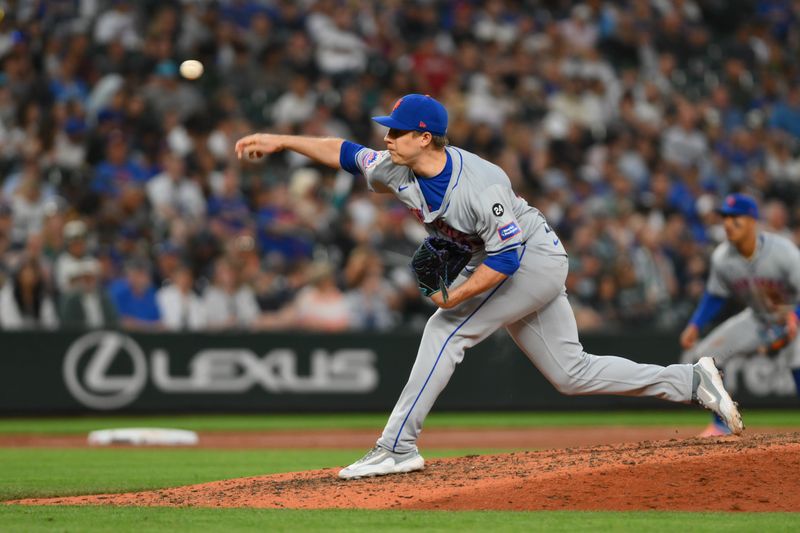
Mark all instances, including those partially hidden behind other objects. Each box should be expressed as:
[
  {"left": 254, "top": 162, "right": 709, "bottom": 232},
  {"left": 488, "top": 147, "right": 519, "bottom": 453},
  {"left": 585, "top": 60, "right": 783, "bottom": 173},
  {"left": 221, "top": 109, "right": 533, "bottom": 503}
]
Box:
[
  {"left": 682, "top": 308, "right": 800, "bottom": 367},
  {"left": 378, "top": 238, "right": 694, "bottom": 453}
]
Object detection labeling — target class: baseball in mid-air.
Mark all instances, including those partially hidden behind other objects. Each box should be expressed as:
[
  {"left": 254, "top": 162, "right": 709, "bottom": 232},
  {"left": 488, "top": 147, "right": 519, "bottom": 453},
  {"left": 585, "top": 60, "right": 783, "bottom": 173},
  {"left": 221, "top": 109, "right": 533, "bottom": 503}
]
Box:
[{"left": 179, "top": 59, "right": 204, "bottom": 80}]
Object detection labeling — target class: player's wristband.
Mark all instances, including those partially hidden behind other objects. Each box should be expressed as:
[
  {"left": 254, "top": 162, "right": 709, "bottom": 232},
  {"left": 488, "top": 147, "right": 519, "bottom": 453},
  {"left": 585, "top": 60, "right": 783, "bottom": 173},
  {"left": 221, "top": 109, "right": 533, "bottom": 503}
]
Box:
[{"left": 689, "top": 292, "right": 726, "bottom": 329}]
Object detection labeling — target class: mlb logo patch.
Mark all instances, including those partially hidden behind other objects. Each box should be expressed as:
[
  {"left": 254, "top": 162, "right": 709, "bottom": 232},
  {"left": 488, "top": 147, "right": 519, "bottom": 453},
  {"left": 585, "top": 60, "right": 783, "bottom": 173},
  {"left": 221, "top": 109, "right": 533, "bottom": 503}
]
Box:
[
  {"left": 362, "top": 150, "right": 380, "bottom": 170},
  {"left": 498, "top": 222, "right": 521, "bottom": 241}
]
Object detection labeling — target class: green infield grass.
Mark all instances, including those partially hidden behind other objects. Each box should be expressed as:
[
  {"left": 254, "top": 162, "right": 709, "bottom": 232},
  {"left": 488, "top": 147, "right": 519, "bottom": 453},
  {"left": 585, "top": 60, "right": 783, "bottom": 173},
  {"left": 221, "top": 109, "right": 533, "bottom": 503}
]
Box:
[
  {"left": 0, "top": 447, "right": 499, "bottom": 501},
  {"left": 1, "top": 409, "right": 799, "bottom": 434},
  {"left": 1, "top": 411, "right": 798, "bottom": 531},
  {"left": 1, "top": 507, "right": 799, "bottom": 532}
]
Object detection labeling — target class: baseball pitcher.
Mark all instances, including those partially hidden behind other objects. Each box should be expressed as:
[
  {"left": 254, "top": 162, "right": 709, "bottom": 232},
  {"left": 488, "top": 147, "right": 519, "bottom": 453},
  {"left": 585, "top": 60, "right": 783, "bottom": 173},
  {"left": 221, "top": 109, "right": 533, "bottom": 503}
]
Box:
[
  {"left": 680, "top": 194, "right": 800, "bottom": 436},
  {"left": 235, "top": 94, "right": 743, "bottom": 480}
]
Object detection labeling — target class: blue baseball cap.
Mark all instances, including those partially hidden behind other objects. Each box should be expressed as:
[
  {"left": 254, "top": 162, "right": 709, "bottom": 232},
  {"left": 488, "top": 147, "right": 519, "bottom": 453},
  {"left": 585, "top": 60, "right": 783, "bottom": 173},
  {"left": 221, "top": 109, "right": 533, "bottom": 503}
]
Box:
[
  {"left": 372, "top": 94, "right": 448, "bottom": 137},
  {"left": 716, "top": 193, "right": 759, "bottom": 219}
]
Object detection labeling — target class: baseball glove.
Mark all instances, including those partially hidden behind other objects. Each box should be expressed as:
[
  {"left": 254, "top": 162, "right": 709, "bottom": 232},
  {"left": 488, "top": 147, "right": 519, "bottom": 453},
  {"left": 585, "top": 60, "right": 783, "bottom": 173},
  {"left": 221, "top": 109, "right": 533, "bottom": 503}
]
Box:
[
  {"left": 410, "top": 236, "right": 472, "bottom": 302},
  {"left": 761, "top": 324, "right": 790, "bottom": 356}
]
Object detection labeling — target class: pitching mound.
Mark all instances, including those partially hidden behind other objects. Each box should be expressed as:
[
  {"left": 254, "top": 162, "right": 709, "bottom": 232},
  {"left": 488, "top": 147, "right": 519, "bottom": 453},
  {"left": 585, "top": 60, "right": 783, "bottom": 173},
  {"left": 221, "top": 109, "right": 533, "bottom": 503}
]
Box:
[{"left": 13, "top": 432, "right": 800, "bottom": 511}]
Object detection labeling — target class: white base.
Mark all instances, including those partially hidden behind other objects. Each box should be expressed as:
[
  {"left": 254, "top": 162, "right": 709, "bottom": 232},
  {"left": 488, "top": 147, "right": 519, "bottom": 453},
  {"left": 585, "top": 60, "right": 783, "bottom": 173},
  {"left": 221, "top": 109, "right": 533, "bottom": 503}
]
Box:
[{"left": 88, "top": 428, "right": 199, "bottom": 446}]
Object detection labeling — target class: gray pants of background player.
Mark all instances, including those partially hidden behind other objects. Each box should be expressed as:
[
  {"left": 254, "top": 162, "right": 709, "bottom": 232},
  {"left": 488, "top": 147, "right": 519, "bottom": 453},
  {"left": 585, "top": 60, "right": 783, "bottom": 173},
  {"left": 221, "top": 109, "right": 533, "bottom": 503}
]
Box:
[
  {"left": 378, "top": 232, "right": 695, "bottom": 454},
  {"left": 682, "top": 308, "right": 800, "bottom": 366},
  {"left": 681, "top": 308, "right": 800, "bottom": 393}
]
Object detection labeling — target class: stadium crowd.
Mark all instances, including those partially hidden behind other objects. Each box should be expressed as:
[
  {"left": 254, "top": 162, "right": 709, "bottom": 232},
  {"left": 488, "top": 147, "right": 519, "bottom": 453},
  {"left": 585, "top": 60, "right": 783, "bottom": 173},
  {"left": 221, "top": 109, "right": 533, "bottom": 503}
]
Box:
[{"left": 0, "top": 0, "right": 799, "bottom": 333}]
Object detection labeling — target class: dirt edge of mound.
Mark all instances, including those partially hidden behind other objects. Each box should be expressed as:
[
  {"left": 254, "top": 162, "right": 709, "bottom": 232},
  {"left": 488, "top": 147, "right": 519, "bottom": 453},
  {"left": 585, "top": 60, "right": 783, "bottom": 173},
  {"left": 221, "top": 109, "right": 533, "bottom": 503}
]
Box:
[{"left": 11, "top": 432, "right": 800, "bottom": 512}]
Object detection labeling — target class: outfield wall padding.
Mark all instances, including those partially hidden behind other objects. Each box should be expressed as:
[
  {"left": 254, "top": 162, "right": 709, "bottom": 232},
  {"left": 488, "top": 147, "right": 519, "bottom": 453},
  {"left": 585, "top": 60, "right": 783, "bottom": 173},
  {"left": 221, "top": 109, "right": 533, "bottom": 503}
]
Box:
[{"left": 0, "top": 330, "right": 795, "bottom": 413}]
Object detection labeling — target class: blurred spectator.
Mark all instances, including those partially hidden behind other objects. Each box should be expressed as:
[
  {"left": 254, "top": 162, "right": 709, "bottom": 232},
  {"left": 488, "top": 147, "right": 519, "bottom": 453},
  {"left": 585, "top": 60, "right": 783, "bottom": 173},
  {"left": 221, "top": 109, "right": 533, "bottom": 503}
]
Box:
[
  {"left": 54, "top": 219, "right": 90, "bottom": 294},
  {"left": 271, "top": 74, "right": 317, "bottom": 128},
  {"left": 141, "top": 60, "right": 204, "bottom": 121},
  {"left": 146, "top": 152, "right": 206, "bottom": 232},
  {"left": 7, "top": 160, "right": 54, "bottom": 246},
  {"left": 58, "top": 258, "right": 118, "bottom": 329},
  {"left": 257, "top": 260, "right": 351, "bottom": 332},
  {"left": 90, "top": 131, "right": 148, "bottom": 198},
  {"left": 108, "top": 258, "right": 161, "bottom": 331},
  {"left": 93, "top": 0, "right": 140, "bottom": 49},
  {"left": 3, "top": 0, "right": 800, "bottom": 333},
  {"left": 344, "top": 247, "right": 399, "bottom": 331},
  {"left": 769, "top": 87, "right": 800, "bottom": 138},
  {"left": 292, "top": 260, "right": 352, "bottom": 331},
  {"left": 0, "top": 203, "right": 13, "bottom": 261},
  {"left": 156, "top": 263, "right": 206, "bottom": 331},
  {"left": 202, "top": 257, "right": 259, "bottom": 329},
  {"left": 207, "top": 168, "right": 252, "bottom": 239},
  {"left": 0, "top": 256, "right": 58, "bottom": 329}
]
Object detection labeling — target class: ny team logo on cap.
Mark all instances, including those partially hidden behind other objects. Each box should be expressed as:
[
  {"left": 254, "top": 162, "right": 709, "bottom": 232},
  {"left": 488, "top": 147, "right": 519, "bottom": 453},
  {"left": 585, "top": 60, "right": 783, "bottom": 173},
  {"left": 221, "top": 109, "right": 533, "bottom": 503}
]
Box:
[
  {"left": 372, "top": 94, "right": 448, "bottom": 137},
  {"left": 716, "top": 193, "right": 759, "bottom": 219}
]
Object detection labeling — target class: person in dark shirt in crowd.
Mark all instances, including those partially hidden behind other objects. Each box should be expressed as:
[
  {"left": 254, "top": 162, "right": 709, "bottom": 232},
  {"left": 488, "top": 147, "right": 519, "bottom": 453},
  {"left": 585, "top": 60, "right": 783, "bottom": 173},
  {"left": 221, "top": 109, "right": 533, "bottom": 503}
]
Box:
[{"left": 59, "top": 258, "right": 118, "bottom": 330}]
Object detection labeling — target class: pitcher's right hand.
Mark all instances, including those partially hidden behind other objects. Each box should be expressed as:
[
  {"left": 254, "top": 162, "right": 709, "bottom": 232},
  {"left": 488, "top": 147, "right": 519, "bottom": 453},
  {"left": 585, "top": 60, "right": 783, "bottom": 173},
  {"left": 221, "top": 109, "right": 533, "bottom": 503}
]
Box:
[{"left": 235, "top": 133, "right": 284, "bottom": 160}]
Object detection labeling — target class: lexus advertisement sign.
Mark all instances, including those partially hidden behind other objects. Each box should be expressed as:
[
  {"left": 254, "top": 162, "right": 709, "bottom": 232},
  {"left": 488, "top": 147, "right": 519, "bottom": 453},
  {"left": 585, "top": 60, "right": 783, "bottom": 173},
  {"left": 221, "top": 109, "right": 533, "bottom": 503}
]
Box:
[{"left": 0, "top": 330, "right": 796, "bottom": 413}]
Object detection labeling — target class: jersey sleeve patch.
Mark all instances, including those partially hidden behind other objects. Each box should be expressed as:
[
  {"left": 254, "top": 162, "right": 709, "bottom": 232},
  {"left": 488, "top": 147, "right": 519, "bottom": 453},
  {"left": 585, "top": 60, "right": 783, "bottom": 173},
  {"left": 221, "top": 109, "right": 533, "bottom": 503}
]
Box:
[
  {"left": 361, "top": 150, "right": 380, "bottom": 170},
  {"left": 498, "top": 222, "right": 521, "bottom": 241}
]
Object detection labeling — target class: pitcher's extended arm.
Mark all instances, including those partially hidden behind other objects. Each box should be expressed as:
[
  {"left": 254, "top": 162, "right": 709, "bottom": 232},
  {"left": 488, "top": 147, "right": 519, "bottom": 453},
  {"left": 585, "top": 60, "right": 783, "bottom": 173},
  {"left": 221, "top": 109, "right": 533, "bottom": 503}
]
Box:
[{"left": 235, "top": 134, "right": 343, "bottom": 169}]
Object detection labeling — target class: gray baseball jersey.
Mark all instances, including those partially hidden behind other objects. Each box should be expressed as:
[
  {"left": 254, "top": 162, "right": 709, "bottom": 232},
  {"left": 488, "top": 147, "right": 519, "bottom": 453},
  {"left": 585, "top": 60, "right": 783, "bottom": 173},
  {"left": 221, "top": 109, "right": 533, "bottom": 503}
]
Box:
[
  {"left": 707, "top": 233, "right": 800, "bottom": 324},
  {"left": 352, "top": 145, "right": 694, "bottom": 453},
  {"left": 357, "top": 146, "right": 567, "bottom": 265},
  {"left": 683, "top": 232, "right": 800, "bottom": 368}
]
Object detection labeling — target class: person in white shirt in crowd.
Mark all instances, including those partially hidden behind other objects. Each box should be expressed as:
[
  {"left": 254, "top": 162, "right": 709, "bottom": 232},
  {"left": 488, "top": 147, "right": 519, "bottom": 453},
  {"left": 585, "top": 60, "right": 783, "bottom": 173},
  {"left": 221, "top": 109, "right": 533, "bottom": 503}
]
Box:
[
  {"left": 54, "top": 219, "right": 90, "bottom": 294},
  {"left": 8, "top": 160, "right": 53, "bottom": 246},
  {"left": 661, "top": 102, "right": 709, "bottom": 169},
  {"left": 306, "top": 5, "right": 369, "bottom": 78},
  {"left": 202, "top": 257, "right": 259, "bottom": 329},
  {"left": 0, "top": 255, "right": 58, "bottom": 330},
  {"left": 53, "top": 117, "right": 88, "bottom": 171},
  {"left": 271, "top": 74, "right": 317, "bottom": 128},
  {"left": 93, "top": 0, "right": 141, "bottom": 50},
  {"left": 146, "top": 151, "right": 206, "bottom": 233},
  {"left": 156, "top": 263, "right": 206, "bottom": 331},
  {"left": 58, "top": 258, "right": 118, "bottom": 329}
]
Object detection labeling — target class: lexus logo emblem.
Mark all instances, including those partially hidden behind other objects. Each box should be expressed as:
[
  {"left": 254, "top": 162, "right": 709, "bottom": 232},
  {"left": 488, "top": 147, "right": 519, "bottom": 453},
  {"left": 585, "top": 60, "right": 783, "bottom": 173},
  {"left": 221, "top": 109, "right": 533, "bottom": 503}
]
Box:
[{"left": 63, "top": 331, "right": 147, "bottom": 410}]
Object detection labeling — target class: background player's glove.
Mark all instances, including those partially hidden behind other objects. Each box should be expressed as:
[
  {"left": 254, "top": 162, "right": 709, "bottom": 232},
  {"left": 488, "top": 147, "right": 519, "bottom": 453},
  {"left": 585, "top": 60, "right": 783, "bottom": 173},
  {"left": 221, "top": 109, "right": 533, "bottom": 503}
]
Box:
[
  {"left": 760, "top": 324, "right": 790, "bottom": 356},
  {"left": 410, "top": 237, "right": 472, "bottom": 303}
]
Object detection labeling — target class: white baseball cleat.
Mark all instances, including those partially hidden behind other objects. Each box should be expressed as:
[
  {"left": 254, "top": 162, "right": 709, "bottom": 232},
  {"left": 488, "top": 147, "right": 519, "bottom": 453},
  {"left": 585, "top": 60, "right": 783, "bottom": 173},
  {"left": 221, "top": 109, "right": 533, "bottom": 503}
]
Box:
[
  {"left": 338, "top": 445, "right": 425, "bottom": 480},
  {"left": 693, "top": 357, "right": 744, "bottom": 435}
]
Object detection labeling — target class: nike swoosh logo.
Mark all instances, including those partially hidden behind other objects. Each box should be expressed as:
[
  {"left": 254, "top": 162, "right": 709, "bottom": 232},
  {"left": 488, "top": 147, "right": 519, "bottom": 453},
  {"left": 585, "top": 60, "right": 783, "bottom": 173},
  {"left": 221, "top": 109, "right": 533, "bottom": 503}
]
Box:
[
  {"left": 398, "top": 185, "right": 409, "bottom": 191},
  {"left": 553, "top": 239, "right": 559, "bottom": 246}
]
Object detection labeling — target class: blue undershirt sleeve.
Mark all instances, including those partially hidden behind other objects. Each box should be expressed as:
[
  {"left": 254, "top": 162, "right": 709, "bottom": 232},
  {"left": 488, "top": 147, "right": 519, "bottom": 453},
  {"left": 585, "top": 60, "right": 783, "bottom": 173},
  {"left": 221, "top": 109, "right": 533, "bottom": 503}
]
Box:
[
  {"left": 483, "top": 249, "right": 520, "bottom": 276},
  {"left": 689, "top": 292, "right": 726, "bottom": 329},
  {"left": 339, "top": 140, "right": 366, "bottom": 175}
]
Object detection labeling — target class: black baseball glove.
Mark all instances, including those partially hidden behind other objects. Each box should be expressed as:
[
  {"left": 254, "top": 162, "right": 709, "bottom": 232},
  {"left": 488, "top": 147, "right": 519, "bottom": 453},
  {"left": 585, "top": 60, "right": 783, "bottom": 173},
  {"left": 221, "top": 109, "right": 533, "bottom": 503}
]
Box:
[{"left": 410, "top": 236, "right": 472, "bottom": 302}]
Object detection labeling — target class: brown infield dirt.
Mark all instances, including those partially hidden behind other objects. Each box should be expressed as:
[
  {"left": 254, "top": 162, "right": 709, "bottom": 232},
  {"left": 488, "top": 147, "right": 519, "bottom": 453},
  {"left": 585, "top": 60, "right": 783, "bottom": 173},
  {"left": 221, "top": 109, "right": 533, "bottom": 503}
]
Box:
[{"left": 8, "top": 429, "right": 800, "bottom": 512}]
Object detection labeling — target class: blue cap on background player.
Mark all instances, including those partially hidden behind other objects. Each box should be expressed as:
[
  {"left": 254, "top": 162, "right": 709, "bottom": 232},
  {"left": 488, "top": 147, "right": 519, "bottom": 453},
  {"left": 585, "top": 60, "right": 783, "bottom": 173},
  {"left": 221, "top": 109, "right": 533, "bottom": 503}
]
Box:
[
  {"left": 372, "top": 94, "right": 448, "bottom": 136},
  {"left": 716, "top": 193, "right": 759, "bottom": 219}
]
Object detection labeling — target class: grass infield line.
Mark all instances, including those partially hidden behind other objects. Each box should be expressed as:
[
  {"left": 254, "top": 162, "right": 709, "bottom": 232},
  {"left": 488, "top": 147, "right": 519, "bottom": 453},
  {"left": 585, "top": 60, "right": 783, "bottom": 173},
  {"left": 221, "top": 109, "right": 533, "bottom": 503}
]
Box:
[{"left": 1, "top": 409, "right": 799, "bottom": 434}]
